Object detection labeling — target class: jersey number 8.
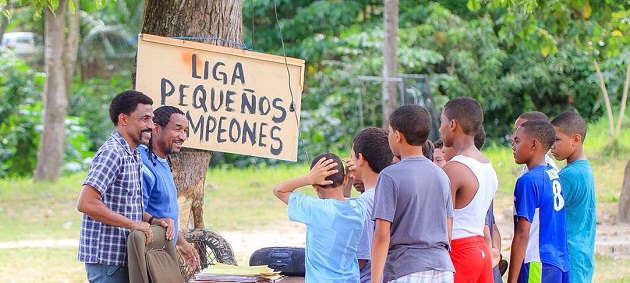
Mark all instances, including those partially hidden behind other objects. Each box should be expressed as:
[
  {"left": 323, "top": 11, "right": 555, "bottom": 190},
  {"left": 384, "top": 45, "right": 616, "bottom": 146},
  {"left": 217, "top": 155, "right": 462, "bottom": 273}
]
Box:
[{"left": 552, "top": 179, "right": 565, "bottom": 211}]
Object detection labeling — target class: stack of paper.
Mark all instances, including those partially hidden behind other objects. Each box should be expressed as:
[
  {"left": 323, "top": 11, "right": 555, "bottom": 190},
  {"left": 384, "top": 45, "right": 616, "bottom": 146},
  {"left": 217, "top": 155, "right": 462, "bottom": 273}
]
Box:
[{"left": 191, "top": 264, "right": 283, "bottom": 282}]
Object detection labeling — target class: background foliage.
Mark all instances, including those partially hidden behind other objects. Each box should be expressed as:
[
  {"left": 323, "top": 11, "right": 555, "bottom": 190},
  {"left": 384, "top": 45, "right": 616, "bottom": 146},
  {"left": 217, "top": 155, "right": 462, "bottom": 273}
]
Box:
[
  {"left": 0, "top": 52, "right": 94, "bottom": 178},
  {"left": 0, "top": 52, "right": 44, "bottom": 177},
  {"left": 1, "top": 0, "right": 629, "bottom": 173}
]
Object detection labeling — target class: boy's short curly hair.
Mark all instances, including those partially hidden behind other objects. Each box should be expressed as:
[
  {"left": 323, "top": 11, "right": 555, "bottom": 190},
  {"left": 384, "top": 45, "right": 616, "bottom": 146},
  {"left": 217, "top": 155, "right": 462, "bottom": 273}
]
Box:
[
  {"left": 550, "top": 111, "right": 587, "bottom": 143},
  {"left": 310, "top": 153, "right": 345, "bottom": 189},
  {"left": 434, "top": 139, "right": 443, "bottom": 149},
  {"left": 353, "top": 127, "right": 393, "bottom": 174},
  {"left": 518, "top": 111, "right": 549, "bottom": 122},
  {"left": 521, "top": 120, "right": 556, "bottom": 151},
  {"left": 389, "top": 105, "right": 431, "bottom": 146},
  {"left": 443, "top": 97, "right": 483, "bottom": 136}
]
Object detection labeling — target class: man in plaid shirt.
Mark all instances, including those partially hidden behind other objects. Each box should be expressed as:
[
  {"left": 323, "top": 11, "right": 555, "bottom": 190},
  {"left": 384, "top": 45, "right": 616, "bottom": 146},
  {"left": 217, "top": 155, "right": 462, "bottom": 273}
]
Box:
[{"left": 77, "top": 90, "right": 156, "bottom": 283}]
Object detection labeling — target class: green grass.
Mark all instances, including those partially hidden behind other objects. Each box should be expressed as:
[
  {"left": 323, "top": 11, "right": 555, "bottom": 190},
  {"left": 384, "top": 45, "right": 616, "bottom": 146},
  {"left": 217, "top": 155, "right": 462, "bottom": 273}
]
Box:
[
  {"left": 0, "top": 118, "right": 629, "bottom": 282},
  {"left": 593, "top": 255, "right": 630, "bottom": 282},
  {"left": 0, "top": 246, "right": 85, "bottom": 283},
  {"left": 0, "top": 174, "right": 85, "bottom": 241},
  {"left": 203, "top": 164, "right": 315, "bottom": 231}
]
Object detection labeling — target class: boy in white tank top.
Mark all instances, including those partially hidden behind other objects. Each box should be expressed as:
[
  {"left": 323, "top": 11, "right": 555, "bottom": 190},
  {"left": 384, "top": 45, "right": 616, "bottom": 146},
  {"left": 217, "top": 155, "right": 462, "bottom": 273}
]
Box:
[{"left": 439, "top": 97, "right": 498, "bottom": 283}]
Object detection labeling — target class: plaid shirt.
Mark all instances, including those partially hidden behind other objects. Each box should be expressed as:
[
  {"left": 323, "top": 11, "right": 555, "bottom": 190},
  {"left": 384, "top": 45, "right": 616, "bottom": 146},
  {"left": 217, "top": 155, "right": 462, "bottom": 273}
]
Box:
[{"left": 78, "top": 131, "right": 143, "bottom": 266}]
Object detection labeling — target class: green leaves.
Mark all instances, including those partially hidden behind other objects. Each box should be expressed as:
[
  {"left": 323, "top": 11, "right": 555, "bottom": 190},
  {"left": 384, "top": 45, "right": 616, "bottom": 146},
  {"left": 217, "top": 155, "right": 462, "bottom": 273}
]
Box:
[
  {"left": 0, "top": 51, "right": 94, "bottom": 177},
  {"left": 0, "top": 52, "right": 45, "bottom": 177},
  {"left": 467, "top": 0, "right": 481, "bottom": 12}
]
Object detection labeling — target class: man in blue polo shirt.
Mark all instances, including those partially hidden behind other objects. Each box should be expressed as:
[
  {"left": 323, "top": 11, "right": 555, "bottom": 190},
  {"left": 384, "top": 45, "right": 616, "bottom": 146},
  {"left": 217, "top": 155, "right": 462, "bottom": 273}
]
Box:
[{"left": 139, "top": 105, "right": 200, "bottom": 272}]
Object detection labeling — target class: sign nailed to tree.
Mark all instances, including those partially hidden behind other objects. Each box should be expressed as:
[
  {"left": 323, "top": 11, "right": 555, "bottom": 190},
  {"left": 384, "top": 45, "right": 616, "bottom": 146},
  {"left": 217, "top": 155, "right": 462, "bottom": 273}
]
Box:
[{"left": 136, "top": 34, "right": 305, "bottom": 161}]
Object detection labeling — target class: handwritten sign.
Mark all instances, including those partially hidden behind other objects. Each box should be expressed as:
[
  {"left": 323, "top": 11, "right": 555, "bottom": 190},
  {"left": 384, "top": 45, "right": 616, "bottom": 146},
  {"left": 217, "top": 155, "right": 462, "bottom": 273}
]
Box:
[{"left": 136, "top": 34, "right": 304, "bottom": 161}]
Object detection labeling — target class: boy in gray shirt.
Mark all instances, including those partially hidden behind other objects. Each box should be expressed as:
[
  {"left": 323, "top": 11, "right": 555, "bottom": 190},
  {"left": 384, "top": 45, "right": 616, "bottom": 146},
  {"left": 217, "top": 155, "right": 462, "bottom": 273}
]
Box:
[{"left": 371, "top": 105, "right": 455, "bottom": 283}]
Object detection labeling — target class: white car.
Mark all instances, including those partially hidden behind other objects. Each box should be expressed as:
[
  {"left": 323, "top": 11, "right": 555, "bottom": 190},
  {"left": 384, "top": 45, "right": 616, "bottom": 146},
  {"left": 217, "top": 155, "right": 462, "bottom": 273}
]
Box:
[{"left": 1, "top": 32, "right": 42, "bottom": 57}]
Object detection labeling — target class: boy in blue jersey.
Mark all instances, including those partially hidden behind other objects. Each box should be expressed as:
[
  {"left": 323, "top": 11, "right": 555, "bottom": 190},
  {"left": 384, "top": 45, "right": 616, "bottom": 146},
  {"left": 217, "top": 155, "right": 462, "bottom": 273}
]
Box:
[
  {"left": 508, "top": 120, "right": 570, "bottom": 283},
  {"left": 551, "top": 112, "right": 596, "bottom": 283},
  {"left": 273, "top": 153, "right": 365, "bottom": 283}
]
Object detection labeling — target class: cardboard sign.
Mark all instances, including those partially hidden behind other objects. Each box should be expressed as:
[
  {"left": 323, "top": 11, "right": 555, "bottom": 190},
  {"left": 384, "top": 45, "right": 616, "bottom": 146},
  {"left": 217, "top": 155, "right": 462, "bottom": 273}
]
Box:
[{"left": 136, "top": 34, "right": 304, "bottom": 161}]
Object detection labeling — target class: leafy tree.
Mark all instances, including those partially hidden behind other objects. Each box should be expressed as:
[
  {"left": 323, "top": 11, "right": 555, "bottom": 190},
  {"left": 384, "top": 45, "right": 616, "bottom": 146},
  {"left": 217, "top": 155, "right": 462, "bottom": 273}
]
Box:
[
  {"left": 140, "top": 0, "right": 243, "bottom": 230},
  {"left": 471, "top": 0, "right": 630, "bottom": 145},
  {"left": 68, "top": 71, "right": 130, "bottom": 152},
  {"left": 474, "top": 0, "right": 630, "bottom": 224},
  {"left": 0, "top": 52, "right": 44, "bottom": 177},
  {"left": 243, "top": 0, "right": 378, "bottom": 61},
  {"left": 0, "top": 51, "right": 91, "bottom": 178},
  {"left": 77, "top": 0, "right": 140, "bottom": 79}
]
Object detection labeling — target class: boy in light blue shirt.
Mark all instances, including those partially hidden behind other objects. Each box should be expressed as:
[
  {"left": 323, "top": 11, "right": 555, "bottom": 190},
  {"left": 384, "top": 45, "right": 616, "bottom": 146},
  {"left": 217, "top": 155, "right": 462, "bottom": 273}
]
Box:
[
  {"left": 273, "top": 153, "right": 365, "bottom": 283},
  {"left": 551, "top": 112, "right": 596, "bottom": 283}
]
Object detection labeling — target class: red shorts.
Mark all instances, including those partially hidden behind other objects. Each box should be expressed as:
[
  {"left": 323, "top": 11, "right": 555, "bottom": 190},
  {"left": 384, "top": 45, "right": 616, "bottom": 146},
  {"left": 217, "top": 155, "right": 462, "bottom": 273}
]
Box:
[{"left": 449, "top": 236, "right": 493, "bottom": 283}]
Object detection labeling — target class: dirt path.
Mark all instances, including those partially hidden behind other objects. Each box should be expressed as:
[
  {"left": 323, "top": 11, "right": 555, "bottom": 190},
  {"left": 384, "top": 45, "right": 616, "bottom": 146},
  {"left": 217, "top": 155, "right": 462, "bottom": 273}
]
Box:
[
  {"left": 1, "top": 216, "right": 627, "bottom": 263},
  {"left": 220, "top": 221, "right": 306, "bottom": 265},
  {"left": 0, "top": 239, "right": 77, "bottom": 249}
]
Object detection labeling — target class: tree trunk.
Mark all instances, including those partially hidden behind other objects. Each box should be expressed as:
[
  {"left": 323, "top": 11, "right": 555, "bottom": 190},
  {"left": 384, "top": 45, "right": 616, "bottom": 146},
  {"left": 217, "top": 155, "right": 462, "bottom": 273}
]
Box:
[
  {"left": 618, "top": 159, "right": 630, "bottom": 222},
  {"left": 0, "top": 1, "right": 9, "bottom": 43},
  {"left": 140, "top": 0, "right": 243, "bottom": 229},
  {"left": 64, "top": 0, "right": 79, "bottom": 89},
  {"left": 34, "top": 0, "right": 69, "bottom": 182},
  {"left": 614, "top": 52, "right": 630, "bottom": 138},
  {"left": 381, "top": 0, "right": 398, "bottom": 128},
  {"left": 170, "top": 149, "right": 213, "bottom": 229}
]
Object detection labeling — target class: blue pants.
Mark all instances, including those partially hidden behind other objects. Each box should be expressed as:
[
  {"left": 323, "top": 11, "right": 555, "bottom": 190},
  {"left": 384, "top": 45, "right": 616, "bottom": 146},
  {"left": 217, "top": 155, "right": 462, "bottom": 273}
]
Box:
[
  {"left": 85, "top": 263, "right": 129, "bottom": 283},
  {"left": 518, "top": 261, "right": 569, "bottom": 283}
]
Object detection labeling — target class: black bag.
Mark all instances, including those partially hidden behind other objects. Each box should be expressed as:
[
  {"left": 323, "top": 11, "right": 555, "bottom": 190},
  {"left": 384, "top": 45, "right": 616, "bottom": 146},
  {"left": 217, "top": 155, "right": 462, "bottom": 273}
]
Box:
[{"left": 249, "top": 247, "right": 305, "bottom": 276}]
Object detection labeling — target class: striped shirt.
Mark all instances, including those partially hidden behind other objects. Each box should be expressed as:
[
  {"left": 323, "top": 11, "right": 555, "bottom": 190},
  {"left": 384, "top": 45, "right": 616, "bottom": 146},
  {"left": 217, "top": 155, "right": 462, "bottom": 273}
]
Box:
[{"left": 78, "top": 131, "right": 144, "bottom": 266}]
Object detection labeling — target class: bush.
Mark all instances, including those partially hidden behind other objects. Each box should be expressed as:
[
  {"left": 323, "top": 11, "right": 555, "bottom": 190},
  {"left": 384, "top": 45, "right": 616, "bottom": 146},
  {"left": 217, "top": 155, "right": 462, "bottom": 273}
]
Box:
[
  {"left": 0, "top": 52, "right": 93, "bottom": 178},
  {"left": 0, "top": 52, "right": 45, "bottom": 178}
]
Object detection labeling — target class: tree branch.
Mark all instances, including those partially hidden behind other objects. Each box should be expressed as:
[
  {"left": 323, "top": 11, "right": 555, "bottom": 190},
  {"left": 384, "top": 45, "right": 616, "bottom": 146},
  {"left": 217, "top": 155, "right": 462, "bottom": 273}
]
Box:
[
  {"left": 593, "top": 59, "right": 615, "bottom": 143},
  {"left": 615, "top": 52, "right": 630, "bottom": 139}
]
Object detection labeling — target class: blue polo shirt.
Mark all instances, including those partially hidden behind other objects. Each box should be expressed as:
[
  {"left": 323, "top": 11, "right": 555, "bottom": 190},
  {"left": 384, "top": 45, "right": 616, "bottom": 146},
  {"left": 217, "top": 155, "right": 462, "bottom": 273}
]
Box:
[{"left": 139, "top": 145, "right": 180, "bottom": 242}]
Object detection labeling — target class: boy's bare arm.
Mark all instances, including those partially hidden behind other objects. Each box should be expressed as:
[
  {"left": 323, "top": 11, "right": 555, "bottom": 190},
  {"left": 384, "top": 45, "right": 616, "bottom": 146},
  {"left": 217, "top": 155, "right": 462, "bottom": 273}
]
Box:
[
  {"left": 442, "top": 162, "right": 464, "bottom": 207},
  {"left": 272, "top": 157, "right": 338, "bottom": 204},
  {"left": 485, "top": 224, "right": 501, "bottom": 267},
  {"left": 483, "top": 225, "right": 492, "bottom": 248},
  {"left": 342, "top": 177, "right": 354, "bottom": 198},
  {"left": 492, "top": 224, "right": 501, "bottom": 250},
  {"left": 371, "top": 219, "right": 391, "bottom": 283},
  {"left": 507, "top": 217, "right": 531, "bottom": 283},
  {"left": 342, "top": 158, "right": 357, "bottom": 198}
]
